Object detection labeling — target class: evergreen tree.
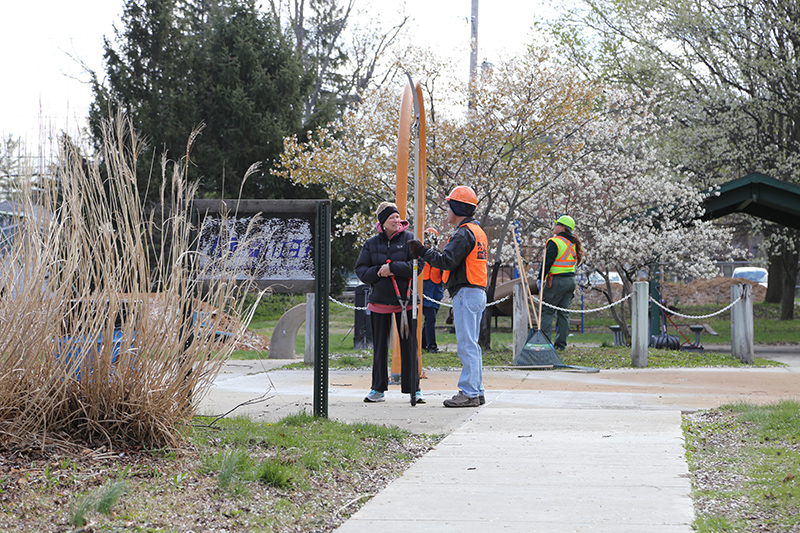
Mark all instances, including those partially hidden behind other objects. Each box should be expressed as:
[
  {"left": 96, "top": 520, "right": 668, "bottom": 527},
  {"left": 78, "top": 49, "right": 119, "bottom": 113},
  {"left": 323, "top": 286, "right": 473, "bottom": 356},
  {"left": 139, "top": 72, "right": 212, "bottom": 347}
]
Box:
[{"left": 90, "top": 0, "right": 314, "bottom": 201}]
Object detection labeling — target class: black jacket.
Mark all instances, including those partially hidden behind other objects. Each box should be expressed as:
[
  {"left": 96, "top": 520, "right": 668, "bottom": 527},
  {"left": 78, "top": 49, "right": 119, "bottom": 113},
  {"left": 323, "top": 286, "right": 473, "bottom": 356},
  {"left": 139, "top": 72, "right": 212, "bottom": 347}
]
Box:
[
  {"left": 355, "top": 229, "right": 420, "bottom": 305},
  {"left": 422, "top": 217, "right": 483, "bottom": 297}
]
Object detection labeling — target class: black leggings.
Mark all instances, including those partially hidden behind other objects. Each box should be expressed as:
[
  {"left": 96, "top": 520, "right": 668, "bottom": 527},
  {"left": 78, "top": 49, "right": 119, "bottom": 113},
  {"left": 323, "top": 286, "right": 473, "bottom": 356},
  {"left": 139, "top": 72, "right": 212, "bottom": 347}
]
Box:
[{"left": 369, "top": 309, "right": 419, "bottom": 394}]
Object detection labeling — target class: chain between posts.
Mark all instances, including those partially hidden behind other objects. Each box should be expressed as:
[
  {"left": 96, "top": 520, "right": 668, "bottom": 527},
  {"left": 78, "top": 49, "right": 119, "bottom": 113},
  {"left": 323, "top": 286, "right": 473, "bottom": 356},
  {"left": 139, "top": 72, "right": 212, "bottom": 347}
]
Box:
[
  {"left": 329, "top": 291, "right": 636, "bottom": 314},
  {"left": 328, "top": 293, "right": 513, "bottom": 311},
  {"left": 648, "top": 295, "right": 742, "bottom": 319}
]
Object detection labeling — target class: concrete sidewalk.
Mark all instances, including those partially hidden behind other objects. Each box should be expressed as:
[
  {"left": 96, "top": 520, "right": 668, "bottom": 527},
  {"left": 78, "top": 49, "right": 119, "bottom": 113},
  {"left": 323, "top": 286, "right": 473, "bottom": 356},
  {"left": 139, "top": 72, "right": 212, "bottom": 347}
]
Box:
[
  {"left": 197, "top": 345, "right": 800, "bottom": 532},
  {"left": 337, "top": 407, "right": 692, "bottom": 532}
]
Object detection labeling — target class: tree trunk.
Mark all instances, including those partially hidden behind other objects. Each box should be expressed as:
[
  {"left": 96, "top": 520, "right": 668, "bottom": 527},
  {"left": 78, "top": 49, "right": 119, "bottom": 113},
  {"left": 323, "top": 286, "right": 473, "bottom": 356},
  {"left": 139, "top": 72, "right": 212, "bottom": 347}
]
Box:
[
  {"left": 479, "top": 260, "right": 501, "bottom": 349},
  {"left": 608, "top": 288, "right": 630, "bottom": 343},
  {"left": 766, "top": 255, "right": 782, "bottom": 303},
  {"left": 780, "top": 248, "right": 798, "bottom": 320}
]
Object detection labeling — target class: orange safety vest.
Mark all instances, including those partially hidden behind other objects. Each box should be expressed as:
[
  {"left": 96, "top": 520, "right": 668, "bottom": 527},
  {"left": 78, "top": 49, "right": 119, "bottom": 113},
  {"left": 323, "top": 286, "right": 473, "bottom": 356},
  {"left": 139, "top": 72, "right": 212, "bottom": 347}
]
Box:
[
  {"left": 547, "top": 235, "right": 577, "bottom": 275},
  {"left": 442, "top": 222, "right": 488, "bottom": 287},
  {"left": 422, "top": 262, "right": 443, "bottom": 284}
]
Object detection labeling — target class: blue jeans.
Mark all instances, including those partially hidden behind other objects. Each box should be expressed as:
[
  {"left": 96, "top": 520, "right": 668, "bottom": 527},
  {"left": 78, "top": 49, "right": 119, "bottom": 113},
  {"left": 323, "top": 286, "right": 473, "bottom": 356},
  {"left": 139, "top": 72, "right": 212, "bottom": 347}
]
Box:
[{"left": 452, "top": 287, "right": 486, "bottom": 398}]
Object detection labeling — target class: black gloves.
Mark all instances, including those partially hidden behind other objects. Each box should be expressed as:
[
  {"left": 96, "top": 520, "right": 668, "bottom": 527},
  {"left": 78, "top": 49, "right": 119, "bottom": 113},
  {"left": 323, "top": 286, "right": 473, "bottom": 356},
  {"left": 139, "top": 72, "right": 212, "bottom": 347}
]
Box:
[{"left": 407, "top": 239, "right": 428, "bottom": 258}]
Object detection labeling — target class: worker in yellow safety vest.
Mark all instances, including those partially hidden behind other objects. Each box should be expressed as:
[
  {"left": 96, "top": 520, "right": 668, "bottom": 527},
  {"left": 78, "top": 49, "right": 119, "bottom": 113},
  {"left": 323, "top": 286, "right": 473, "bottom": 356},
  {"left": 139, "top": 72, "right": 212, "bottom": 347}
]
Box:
[{"left": 540, "top": 214, "right": 584, "bottom": 350}]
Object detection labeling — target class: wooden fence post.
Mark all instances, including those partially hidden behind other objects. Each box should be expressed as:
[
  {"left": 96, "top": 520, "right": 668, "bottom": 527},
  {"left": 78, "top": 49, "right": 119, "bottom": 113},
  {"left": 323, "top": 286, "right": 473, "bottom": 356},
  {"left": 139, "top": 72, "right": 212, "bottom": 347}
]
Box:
[
  {"left": 513, "top": 282, "right": 529, "bottom": 357},
  {"left": 304, "top": 292, "right": 315, "bottom": 365}
]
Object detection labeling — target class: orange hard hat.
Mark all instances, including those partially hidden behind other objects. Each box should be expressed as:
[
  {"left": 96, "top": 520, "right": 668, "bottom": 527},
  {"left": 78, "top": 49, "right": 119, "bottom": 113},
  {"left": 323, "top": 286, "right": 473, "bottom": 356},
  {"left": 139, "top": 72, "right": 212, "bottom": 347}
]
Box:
[
  {"left": 445, "top": 185, "right": 478, "bottom": 206},
  {"left": 425, "top": 227, "right": 439, "bottom": 235}
]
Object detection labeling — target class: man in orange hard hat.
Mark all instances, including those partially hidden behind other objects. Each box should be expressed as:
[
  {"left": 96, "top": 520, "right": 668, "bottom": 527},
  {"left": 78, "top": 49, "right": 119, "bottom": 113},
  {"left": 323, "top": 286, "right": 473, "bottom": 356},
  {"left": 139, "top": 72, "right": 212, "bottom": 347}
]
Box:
[{"left": 408, "top": 186, "right": 488, "bottom": 408}]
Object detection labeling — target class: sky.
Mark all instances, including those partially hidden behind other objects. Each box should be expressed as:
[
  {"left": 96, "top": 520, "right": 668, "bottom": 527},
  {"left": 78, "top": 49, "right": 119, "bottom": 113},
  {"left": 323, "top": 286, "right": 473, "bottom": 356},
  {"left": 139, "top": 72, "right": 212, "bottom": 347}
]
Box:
[{"left": 0, "top": 0, "right": 552, "bottom": 145}]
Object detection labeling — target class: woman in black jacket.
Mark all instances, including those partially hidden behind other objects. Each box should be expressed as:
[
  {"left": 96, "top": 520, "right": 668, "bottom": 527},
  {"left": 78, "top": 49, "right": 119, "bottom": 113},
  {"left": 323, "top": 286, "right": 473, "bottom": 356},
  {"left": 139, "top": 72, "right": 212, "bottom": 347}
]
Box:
[{"left": 355, "top": 202, "right": 423, "bottom": 405}]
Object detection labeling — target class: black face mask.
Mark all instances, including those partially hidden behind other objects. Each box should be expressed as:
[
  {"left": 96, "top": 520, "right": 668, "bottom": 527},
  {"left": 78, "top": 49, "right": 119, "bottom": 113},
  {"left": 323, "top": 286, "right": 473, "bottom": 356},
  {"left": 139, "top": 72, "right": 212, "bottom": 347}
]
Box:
[{"left": 448, "top": 200, "right": 475, "bottom": 217}]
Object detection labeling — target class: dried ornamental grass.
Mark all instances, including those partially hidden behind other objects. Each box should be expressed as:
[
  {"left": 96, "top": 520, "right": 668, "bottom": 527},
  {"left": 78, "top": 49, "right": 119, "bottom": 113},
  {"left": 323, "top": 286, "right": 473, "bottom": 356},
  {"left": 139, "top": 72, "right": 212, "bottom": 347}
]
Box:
[{"left": 0, "top": 115, "right": 259, "bottom": 452}]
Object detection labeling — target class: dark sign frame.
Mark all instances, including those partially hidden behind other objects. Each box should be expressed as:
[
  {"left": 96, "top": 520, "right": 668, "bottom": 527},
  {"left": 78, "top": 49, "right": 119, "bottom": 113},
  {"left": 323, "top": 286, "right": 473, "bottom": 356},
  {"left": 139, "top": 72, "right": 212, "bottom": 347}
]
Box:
[{"left": 191, "top": 199, "right": 331, "bottom": 417}]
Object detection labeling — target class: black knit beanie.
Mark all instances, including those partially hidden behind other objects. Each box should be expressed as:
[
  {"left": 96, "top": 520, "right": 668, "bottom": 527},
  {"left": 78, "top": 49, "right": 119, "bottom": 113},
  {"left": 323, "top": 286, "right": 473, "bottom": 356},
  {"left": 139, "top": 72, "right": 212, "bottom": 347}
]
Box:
[{"left": 378, "top": 205, "right": 400, "bottom": 227}]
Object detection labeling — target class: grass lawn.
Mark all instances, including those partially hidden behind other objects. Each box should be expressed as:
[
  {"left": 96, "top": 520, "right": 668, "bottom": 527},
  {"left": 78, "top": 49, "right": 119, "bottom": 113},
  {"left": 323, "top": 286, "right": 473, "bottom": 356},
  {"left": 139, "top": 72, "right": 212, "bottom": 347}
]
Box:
[
  {"left": 684, "top": 401, "right": 800, "bottom": 532},
  {"left": 3, "top": 294, "right": 796, "bottom": 532},
  {"left": 236, "top": 293, "right": 797, "bottom": 369}
]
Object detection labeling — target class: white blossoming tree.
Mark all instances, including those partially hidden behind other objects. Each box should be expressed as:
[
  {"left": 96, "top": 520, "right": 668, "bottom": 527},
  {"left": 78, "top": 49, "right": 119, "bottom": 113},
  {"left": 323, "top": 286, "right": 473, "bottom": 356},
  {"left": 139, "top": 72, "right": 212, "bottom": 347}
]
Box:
[
  {"left": 274, "top": 45, "right": 740, "bottom": 340},
  {"left": 517, "top": 88, "right": 740, "bottom": 338},
  {"left": 546, "top": 0, "right": 800, "bottom": 319}
]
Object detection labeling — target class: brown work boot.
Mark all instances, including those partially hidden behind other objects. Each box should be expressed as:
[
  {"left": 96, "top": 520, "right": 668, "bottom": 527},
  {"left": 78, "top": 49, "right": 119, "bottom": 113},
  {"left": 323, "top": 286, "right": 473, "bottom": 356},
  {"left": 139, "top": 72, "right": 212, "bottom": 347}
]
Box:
[{"left": 443, "top": 391, "right": 480, "bottom": 408}]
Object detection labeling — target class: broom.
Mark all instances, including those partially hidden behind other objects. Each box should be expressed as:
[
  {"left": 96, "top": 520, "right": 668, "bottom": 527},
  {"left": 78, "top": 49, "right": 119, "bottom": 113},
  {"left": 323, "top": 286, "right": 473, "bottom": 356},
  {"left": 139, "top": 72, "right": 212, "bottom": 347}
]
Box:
[{"left": 512, "top": 229, "right": 560, "bottom": 367}]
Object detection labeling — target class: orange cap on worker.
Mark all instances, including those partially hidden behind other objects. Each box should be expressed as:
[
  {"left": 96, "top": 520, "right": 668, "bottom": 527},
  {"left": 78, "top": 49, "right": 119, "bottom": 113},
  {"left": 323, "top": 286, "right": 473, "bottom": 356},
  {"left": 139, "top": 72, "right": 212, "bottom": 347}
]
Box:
[{"left": 445, "top": 185, "right": 478, "bottom": 206}]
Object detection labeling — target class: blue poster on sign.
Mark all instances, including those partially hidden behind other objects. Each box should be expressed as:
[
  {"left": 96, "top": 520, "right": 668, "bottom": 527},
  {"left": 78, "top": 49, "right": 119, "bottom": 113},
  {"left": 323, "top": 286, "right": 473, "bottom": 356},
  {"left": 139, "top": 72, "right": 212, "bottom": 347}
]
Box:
[
  {"left": 191, "top": 199, "right": 322, "bottom": 293},
  {"left": 197, "top": 215, "right": 314, "bottom": 281}
]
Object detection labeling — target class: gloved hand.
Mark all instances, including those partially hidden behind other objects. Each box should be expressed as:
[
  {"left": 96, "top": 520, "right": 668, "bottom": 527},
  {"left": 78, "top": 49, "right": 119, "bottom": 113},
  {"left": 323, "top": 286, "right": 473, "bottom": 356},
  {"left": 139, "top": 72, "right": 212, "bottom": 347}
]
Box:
[
  {"left": 424, "top": 228, "right": 439, "bottom": 248},
  {"left": 407, "top": 239, "right": 428, "bottom": 258},
  {"left": 536, "top": 279, "right": 541, "bottom": 291}
]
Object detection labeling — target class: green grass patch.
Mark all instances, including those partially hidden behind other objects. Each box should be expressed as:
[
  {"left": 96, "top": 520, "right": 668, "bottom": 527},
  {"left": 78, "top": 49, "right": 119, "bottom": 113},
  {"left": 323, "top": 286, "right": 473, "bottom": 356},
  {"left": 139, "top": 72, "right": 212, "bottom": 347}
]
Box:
[
  {"left": 234, "top": 298, "right": 800, "bottom": 364},
  {"left": 192, "top": 413, "right": 424, "bottom": 497},
  {"left": 250, "top": 345, "right": 781, "bottom": 371},
  {"left": 5, "top": 413, "right": 439, "bottom": 531},
  {"left": 68, "top": 479, "right": 129, "bottom": 527},
  {"left": 255, "top": 459, "right": 294, "bottom": 488},
  {"left": 684, "top": 401, "right": 800, "bottom": 531}
]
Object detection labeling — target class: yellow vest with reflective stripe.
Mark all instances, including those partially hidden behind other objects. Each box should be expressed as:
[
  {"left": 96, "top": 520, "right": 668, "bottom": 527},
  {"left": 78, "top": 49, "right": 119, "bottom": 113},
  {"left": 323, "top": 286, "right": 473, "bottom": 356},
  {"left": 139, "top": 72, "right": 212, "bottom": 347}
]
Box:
[{"left": 547, "top": 235, "right": 577, "bottom": 275}]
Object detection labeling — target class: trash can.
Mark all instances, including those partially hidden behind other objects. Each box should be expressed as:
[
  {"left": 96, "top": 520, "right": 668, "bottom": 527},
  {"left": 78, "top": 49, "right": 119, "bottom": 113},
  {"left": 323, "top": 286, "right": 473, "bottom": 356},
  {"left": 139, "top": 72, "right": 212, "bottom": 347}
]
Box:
[{"left": 354, "top": 284, "right": 372, "bottom": 349}]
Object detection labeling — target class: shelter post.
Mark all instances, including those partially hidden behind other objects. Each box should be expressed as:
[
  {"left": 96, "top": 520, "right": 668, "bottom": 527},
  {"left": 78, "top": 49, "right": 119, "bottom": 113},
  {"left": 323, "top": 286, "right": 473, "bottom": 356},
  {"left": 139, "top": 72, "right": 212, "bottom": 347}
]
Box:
[{"left": 731, "top": 283, "right": 754, "bottom": 364}]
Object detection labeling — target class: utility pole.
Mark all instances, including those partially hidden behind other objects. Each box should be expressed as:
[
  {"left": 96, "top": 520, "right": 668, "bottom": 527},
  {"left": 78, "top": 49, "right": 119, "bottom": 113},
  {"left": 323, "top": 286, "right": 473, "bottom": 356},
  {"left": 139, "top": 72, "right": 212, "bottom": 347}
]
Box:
[{"left": 468, "top": 0, "right": 478, "bottom": 111}]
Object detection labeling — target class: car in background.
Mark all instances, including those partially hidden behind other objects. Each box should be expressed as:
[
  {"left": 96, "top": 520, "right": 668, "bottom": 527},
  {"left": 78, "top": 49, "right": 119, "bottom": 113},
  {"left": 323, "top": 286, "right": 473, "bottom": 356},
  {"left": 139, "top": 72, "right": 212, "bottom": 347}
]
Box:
[
  {"left": 577, "top": 270, "right": 623, "bottom": 286},
  {"left": 345, "top": 273, "right": 363, "bottom": 291},
  {"left": 732, "top": 266, "right": 768, "bottom": 288},
  {"left": 589, "top": 271, "right": 623, "bottom": 286}
]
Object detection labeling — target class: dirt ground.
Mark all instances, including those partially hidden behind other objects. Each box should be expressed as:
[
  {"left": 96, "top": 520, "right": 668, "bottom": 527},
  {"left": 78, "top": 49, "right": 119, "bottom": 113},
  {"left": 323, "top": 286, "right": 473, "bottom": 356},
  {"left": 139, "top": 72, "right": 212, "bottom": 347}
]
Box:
[{"left": 661, "top": 277, "right": 766, "bottom": 307}]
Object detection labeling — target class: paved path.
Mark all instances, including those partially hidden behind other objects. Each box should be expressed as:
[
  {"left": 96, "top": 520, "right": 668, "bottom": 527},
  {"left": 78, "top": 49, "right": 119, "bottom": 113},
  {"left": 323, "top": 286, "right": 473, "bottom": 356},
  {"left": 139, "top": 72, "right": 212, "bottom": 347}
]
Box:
[{"left": 198, "top": 344, "right": 800, "bottom": 532}]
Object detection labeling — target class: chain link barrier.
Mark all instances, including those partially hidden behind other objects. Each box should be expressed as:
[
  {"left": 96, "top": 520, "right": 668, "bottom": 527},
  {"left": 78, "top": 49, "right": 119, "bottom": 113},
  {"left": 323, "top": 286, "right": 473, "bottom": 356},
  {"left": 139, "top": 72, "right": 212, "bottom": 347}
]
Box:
[
  {"left": 328, "top": 292, "right": 512, "bottom": 311},
  {"left": 329, "top": 295, "right": 368, "bottom": 311},
  {"left": 530, "top": 292, "right": 634, "bottom": 314},
  {"left": 648, "top": 295, "right": 742, "bottom": 319},
  {"left": 330, "top": 289, "right": 631, "bottom": 314},
  {"left": 421, "top": 293, "right": 513, "bottom": 308},
  {"left": 331, "top": 290, "right": 745, "bottom": 323}
]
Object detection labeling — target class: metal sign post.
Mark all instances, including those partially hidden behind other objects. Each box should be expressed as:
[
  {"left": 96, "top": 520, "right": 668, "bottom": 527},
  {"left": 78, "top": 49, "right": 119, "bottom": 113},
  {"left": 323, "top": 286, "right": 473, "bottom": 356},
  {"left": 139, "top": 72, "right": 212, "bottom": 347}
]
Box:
[{"left": 313, "top": 200, "right": 331, "bottom": 417}]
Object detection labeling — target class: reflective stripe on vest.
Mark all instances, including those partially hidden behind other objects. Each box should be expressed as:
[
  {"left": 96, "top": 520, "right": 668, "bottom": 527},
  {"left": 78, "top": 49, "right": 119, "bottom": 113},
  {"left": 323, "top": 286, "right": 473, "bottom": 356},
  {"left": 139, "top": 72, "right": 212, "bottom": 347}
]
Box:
[
  {"left": 441, "top": 222, "right": 488, "bottom": 287},
  {"left": 422, "top": 262, "right": 443, "bottom": 284},
  {"left": 548, "top": 235, "right": 577, "bottom": 274}
]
